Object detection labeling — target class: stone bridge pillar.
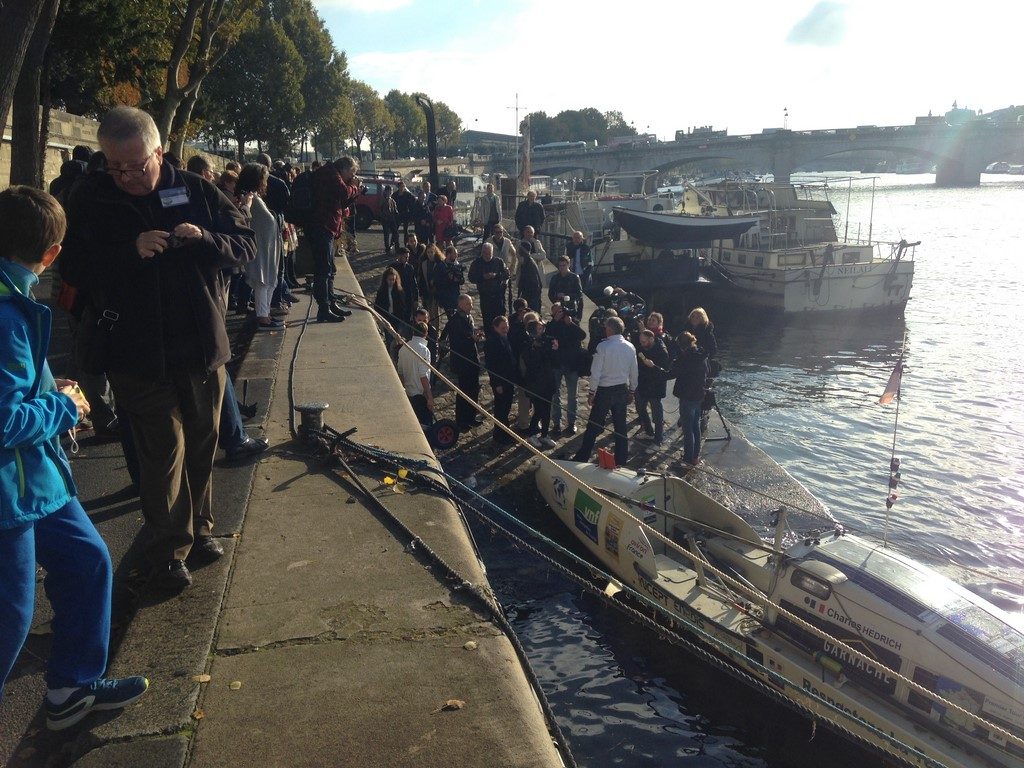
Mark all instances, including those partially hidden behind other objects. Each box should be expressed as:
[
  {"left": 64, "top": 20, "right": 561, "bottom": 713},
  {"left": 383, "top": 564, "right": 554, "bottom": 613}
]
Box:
[
  {"left": 935, "top": 158, "right": 979, "bottom": 186},
  {"left": 771, "top": 135, "right": 796, "bottom": 184}
]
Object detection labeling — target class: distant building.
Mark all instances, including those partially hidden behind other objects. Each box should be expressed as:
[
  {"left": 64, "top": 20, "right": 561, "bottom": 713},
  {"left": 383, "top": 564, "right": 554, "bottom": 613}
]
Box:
[{"left": 459, "top": 129, "right": 519, "bottom": 154}]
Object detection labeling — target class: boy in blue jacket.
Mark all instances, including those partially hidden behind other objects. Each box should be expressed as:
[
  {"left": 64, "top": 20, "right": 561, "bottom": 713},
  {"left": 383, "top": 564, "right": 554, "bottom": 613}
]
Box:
[{"left": 0, "top": 186, "right": 147, "bottom": 730}]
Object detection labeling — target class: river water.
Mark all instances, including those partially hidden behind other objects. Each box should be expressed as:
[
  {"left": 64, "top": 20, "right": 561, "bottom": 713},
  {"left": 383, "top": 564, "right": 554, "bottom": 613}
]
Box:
[{"left": 469, "top": 174, "right": 1024, "bottom": 767}]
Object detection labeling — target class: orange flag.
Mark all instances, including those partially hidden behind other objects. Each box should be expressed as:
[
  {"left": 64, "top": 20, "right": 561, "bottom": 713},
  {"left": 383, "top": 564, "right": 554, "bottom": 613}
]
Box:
[{"left": 879, "top": 361, "right": 903, "bottom": 405}]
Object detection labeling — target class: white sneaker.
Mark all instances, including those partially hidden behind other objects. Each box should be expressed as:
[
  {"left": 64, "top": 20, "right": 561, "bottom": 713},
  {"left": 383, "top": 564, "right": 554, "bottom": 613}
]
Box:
[
  {"left": 540, "top": 436, "right": 557, "bottom": 448},
  {"left": 528, "top": 436, "right": 543, "bottom": 449}
]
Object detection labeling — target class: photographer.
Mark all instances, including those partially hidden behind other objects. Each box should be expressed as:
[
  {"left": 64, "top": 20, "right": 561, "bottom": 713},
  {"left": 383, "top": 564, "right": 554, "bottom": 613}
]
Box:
[
  {"left": 548, "top": 256, "right": 584, "bottom": 322},
  {"left": 308, "top": 156, "right": 361, "bottom": 322}
]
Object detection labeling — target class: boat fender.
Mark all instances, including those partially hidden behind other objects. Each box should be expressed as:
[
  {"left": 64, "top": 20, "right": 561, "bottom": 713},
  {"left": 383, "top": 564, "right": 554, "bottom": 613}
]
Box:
[{"left": 814, "top": 651, "right": 843, "bottom": 677}]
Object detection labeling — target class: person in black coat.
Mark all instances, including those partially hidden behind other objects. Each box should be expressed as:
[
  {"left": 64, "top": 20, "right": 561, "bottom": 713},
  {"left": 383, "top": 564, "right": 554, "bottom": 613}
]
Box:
[
  {"left": 447, "top": 294, "right": 485, "bottom": 429},
  {"left": 517, "top": 239, "right": 544, "bottom": 312},
  {"left": 669, "top": 332, "right": 709, "bottom": 465},
  {"left": 394, "top": 180, "right": 416, "bottom": 239},
  {"left": 520, "top": 320, "right": 558, "bottom": 447},
  {"left": 565, "top": 230, "right": 592, "bottom": 285},
  {"left": 373, "top": 267, "right": 408, "bottom": 330},
  {"left": 388, "top": 247, "right": 419, "bottom": 325},
  {"left": 545, "top": 305, "right": 586, "bottom": 434},
  {"left": 514, "top": 190, "right": 545, "bottom": 234},
  {"left": 484, "top": 315, "right": 519, "bottom": 443},
  {"left": 468, "top": 242, "right": 509, "bottom": 333},
  {"left": 635, "top": 330, "right": 670, "bottom": 445},
  {"left": 547, "top": 257, "right": 584, "bottom": 321}
]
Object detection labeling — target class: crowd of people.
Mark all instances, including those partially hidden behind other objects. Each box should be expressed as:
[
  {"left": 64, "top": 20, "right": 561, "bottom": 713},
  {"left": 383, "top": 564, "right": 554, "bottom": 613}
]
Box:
[{"left": 2, "top": 102, "right": 720, "bottom": 733}]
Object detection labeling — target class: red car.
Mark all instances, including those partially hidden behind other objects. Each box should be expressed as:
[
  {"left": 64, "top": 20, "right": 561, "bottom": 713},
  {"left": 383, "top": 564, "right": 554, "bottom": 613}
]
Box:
[{"left": 352, "top": 177, "right": 398, "bottom": 230}]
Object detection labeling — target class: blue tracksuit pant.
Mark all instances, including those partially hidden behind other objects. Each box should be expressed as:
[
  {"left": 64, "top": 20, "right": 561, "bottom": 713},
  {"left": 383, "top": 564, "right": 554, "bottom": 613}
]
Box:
[{"left": 0, "top": 498, "right": 111, "bottom": 696}]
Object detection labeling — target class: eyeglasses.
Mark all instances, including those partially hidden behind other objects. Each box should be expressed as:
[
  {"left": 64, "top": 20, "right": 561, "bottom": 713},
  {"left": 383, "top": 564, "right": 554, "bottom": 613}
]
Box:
[{"left": 108, "top": 151, "right": 157, "bottom": 180}]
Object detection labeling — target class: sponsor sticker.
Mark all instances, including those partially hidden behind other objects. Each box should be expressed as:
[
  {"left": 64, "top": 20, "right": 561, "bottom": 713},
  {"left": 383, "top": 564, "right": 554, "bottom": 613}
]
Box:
[{"left": 573, "top": 489, "right": 601, "bottom": 544}]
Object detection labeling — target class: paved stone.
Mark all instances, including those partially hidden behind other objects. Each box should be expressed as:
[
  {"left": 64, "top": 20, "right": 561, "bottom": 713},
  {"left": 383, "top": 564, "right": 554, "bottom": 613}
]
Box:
[
  {"left": 192, "top": 638, "right": 553, "bottom": 768},
  {"left": 71, "top": 735, "right": 189, "bottom": 768}
]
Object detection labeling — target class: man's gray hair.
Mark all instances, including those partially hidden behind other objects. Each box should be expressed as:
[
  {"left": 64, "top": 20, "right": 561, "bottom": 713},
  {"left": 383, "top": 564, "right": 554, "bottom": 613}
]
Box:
[
  {"left": 98, "top": 106, "right": 162, "bottom": 152},
  {"left": 335, "top": 155, "right": 357, "bottom": 172},
  {"left": 605, "top": 316, "right": 625, "bottom": 335},
  {"left": 481, "top": 242, "right": 493, "bottom": 255}
]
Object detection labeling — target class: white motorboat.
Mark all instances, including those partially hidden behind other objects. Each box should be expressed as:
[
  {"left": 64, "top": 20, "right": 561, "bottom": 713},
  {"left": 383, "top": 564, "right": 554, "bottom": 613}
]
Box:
[{"left": 535, "top": 460, "right": 1024, "bottom": 768}]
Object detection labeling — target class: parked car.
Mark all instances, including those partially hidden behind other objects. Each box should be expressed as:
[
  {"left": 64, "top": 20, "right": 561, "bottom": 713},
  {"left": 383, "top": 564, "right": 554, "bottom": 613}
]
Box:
[{"left": 352, "top": 177, "right": 399, "bottom": 230}]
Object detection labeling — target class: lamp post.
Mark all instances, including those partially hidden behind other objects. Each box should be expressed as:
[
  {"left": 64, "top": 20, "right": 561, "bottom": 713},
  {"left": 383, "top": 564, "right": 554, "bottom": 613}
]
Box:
[{"left": 415, "top": 94, "right": 440, "bottom": 191}]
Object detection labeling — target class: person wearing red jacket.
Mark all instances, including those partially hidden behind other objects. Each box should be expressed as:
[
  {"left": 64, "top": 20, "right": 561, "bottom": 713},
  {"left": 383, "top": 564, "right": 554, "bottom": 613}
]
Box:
[
  {"left": 308, "top": 156, "right": 360, "bottom": 322},
  {"left": 432, "top": 194, "right": 455, "bottom": 246}
]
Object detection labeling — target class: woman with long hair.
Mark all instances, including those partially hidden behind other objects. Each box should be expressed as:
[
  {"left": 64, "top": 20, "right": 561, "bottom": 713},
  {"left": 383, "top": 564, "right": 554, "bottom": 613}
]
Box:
[
  {"left": 374, "top": 266, "right": 406, "bottom": 328},
  {"left": 237, "top": 163, "right": 282, "bottom": 330},
  {"left": 418, "top": 244, "right": 442, "bottom": 321},
  {"left": 669, "top": 331, "right": 709, "bottom": 465}
]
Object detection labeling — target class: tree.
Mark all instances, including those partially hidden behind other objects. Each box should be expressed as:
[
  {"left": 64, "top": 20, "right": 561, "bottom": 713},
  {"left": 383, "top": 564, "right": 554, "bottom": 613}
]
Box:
[
  {"left": 9, "top": 0, "right": 61, "bottom": 188},
  {"left": 272, "top": 0, "right": 348, "bottom": 155},
  {"left": 384, "top": 89, "right": 424, "bottom": 157},
  {"left": 47, "top": 0, "right": 166, "bottom": 116},
  {"left": 201, "top": 17, "right": 304, "bottom": 159},
  {"left": 349, "top": 80, "right": 390, "bottom": 161},
  {"left": 604, "top": 110, "right": 636, "bottom": 136},
  {"left": 433, "top": 99, "right": 462, "bottom": 152},
  {"left": 0, "top": 0, "right": 48, "bottom": 132},
  {"left": 156, "top": 0, "right": 259, "bottom": 151},
  {"left": 312, "top": 97, "right": 354, "bottom": 160},
  {"left": 525, "top": 111, "right": 555, "bottom": 145}
]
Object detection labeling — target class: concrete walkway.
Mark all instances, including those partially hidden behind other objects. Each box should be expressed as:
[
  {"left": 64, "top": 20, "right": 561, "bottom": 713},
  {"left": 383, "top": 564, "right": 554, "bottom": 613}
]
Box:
[{"left": 179, "top": 257, "right": 560, "bottom": 767}]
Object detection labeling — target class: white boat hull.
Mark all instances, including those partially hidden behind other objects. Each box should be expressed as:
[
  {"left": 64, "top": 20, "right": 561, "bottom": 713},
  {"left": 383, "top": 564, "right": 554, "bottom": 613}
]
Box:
[{"left": 535, "top": 460, "right": 1021, "bottom": 768}]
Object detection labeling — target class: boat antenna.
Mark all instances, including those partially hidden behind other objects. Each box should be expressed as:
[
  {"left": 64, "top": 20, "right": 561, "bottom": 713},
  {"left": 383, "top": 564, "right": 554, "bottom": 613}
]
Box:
[
  {"left": 843, "top": 176, "right": 852, "bottom": 242},
  {"left": 867, "top": 176, "right": 876, "bottom": 245},
  {"left": 879, "top": 330, "right": 908, "bottom": 547}
]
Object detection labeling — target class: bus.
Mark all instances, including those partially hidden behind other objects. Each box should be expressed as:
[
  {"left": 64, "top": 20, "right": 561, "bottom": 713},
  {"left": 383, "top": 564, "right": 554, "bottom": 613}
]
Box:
[{"left": 533, "top": 141, "right": 588, "bottom": 153}]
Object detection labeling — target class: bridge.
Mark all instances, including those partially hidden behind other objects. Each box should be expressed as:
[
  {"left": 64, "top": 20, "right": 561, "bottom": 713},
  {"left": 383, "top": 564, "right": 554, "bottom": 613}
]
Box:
[{"left": 492, "top": 122, "right": 1024, "bottom": 186}]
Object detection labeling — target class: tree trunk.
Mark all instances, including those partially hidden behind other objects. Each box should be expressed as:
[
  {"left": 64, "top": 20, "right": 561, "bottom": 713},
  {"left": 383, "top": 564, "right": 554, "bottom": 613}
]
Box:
[
  {"left": 9, "top": 0, "right": 59, "bottom": 189},
  {"left": 169, "top": 89, "right": 199, "bottom": 157},
  {"left": 156, "top": 0, "right": 204, "bottom": 144},
  {"left": 0, "top": 0, "right": 47, "bottom": 144}
]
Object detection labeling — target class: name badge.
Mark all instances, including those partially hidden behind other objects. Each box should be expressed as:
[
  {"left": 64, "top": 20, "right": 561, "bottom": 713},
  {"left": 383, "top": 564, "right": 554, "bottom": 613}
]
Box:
[{"left": 159, "top": 186, "right": 189, "bottom": 208}]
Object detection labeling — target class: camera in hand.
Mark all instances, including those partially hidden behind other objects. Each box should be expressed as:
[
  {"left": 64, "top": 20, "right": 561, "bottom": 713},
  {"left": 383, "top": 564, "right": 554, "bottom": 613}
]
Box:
[{"left": 165, "top": 233, "right": 184, "bottom": 250}]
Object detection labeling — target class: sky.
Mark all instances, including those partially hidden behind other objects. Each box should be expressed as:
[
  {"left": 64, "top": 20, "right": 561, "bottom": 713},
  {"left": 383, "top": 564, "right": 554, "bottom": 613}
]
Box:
[{"left": 313, "top": 0, "right": 1022, "bottom": 140}]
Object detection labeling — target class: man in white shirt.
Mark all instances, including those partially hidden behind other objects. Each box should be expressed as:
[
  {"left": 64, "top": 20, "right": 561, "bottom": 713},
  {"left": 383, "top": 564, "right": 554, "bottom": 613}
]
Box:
[
  {"left": 398, "top": 322, "right": 435, "bottom": 425},
  {"left": 571, "top": 316, "right": 638, "bottom": 465}
]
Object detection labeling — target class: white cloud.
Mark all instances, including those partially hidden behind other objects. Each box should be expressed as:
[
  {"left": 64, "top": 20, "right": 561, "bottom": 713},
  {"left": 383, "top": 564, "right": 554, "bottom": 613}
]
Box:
[{"left": 345, "top": 0, "right": 1022, "bottom": 139}]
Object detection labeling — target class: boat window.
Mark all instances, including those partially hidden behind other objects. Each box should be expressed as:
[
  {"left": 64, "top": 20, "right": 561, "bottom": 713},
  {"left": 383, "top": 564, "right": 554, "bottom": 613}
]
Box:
[
  {"left": 722, "top": 253, "right": 731, "bottom": 263},
  {"left": 936, "top": 606, "right": 1024, "bottom": 682},
  {"left": 754, "top": 255, "right": 764, "bottom": 268},
  {"left": 842, "top": 251, "right": 860, "bottom": 264},
  {"left": 778, "top": 253, "right": 806, "bottom": 267},
  {"left": 791, "top": 569, "right": 832, "bottom": 600},
  {"left": 737, "top": 254, "right": 747, "bottom": 265}
]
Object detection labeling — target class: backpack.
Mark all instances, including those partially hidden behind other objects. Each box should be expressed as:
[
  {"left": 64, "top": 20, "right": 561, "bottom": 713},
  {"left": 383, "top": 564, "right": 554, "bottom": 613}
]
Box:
[{"left": 284, "top": 170, "right": 315, "bottom": 225}]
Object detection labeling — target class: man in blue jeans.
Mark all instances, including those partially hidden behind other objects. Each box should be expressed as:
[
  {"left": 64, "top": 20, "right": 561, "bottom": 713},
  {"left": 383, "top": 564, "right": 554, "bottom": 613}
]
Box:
[{"left": 0, "top": 186, "right": 147, "bottom": 730}]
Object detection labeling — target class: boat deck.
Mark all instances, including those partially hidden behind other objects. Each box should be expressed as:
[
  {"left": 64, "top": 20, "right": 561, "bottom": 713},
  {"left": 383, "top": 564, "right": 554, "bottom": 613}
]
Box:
[{"left": 634, "top": 410, "right": 832, "bottom": 536}]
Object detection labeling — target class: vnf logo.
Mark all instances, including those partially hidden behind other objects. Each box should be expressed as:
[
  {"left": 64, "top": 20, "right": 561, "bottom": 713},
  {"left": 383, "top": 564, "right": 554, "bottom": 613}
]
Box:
[{"left": 552, "top": 477, "right": 567, "bottom": 508}]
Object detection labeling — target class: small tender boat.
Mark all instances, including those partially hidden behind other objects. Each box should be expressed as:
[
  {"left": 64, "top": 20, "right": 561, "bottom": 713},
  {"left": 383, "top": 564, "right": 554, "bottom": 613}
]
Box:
[
  {"left": 535, "top": 460, "right": 1024, "bottom": 768},
  {"left": 611, "top": 207, "right": 759, "bottom": 248}
]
